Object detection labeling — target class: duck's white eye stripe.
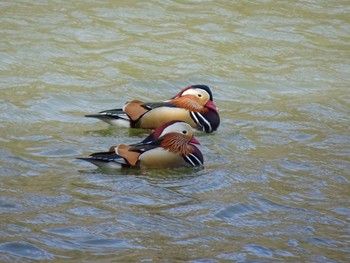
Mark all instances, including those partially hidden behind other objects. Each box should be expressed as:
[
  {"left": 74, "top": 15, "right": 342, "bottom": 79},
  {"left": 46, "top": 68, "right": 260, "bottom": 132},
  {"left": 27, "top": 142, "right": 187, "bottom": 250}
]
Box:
[
  {"left": 159, "top": 122, "right": 191, "bottom": 137},
  {"left": 182, "top": 89, "right": 208, "bottom": 97}
]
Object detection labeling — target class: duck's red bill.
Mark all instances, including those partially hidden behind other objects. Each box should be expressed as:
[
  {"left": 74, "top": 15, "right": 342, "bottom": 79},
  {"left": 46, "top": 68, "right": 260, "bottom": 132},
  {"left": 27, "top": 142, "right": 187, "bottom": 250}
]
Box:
[
  {"left": 205, "top": 100, "right": 219, "bottom": 111},
  {"left": 190, "top": 136, "right": 200, "bottom": 145}
]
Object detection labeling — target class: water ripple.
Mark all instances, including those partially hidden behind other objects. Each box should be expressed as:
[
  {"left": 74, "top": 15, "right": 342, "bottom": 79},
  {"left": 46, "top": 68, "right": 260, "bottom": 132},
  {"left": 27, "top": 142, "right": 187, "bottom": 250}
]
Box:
[
  {"left": 0, "top": 241, "right": 53, "bottom": 260},
  {"left": 1, "top": 1, "right": 349, "bottom": 262}
]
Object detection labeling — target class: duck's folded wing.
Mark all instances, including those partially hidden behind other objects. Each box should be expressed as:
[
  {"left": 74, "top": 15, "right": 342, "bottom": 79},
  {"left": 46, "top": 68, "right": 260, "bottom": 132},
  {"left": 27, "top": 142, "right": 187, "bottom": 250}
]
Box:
[
  {"left": 122, "top": 100, "right": 176, "bottom": 121},
  {"left": 125, "top": 137, "right": 161, "bottom": 154},
  {"left": 141, "top": 101, "right": 177, "bottom": 109}
]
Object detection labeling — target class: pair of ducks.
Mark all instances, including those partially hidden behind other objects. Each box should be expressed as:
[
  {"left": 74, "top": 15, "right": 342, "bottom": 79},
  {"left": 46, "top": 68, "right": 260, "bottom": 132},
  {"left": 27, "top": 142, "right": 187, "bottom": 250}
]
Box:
[{"left": 79, "top": 85, "right": 220, "bottom": 169}]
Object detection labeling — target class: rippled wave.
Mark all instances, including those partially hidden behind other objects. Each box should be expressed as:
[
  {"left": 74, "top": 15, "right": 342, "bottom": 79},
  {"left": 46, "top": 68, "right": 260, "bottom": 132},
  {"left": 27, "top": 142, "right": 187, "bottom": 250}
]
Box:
[{"left": 1, "top": 1, "right": 349, "bottom": 262}]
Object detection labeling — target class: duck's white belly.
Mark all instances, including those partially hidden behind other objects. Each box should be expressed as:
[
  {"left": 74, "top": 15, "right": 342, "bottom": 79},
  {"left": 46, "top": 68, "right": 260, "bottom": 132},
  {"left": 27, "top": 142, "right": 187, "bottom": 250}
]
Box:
[{"left": 105, "top": 118, "right": 130, "bottom": 128}]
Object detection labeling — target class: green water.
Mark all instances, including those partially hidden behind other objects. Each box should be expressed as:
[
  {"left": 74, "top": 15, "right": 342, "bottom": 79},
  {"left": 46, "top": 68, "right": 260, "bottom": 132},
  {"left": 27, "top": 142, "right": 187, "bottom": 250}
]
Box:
[{"left": 1, "top": 1, "right": 349, "bottom": 262}]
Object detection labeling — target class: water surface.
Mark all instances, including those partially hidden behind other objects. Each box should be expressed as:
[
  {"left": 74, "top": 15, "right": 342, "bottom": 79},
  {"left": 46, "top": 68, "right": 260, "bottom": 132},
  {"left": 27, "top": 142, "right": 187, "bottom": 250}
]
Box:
[{"left": 1, "top": 0, "right": 349, "bottom": 262}]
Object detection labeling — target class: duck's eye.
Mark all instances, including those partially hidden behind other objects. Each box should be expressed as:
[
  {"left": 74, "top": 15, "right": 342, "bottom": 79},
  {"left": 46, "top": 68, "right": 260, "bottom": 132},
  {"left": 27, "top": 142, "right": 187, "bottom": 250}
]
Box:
[
  {"left": 182, "top": 130, "right": 188, "bottom": 134},
  {"left": 197, "top": 94, "right": 202, "bottom": 97}
]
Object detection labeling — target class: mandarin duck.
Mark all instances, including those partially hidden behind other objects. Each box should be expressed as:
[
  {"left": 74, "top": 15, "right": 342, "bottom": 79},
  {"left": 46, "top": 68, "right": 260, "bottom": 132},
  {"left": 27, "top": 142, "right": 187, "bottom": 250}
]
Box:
[
  {"left": 85, "top": 85, "right": 220, "bottom": 133},
  {"left": 78, "top": 121, "right": 203, "bottom": 169}
]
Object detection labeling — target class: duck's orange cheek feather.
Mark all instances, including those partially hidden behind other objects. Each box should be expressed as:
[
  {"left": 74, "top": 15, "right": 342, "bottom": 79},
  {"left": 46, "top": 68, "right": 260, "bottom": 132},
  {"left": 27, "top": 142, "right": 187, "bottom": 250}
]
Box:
[{"left": 171, "top": 96, "right": 203, "bottom": 112}]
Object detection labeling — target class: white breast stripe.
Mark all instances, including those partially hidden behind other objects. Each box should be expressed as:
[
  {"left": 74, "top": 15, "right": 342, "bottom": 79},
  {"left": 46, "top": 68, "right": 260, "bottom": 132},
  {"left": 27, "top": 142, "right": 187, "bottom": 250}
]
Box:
[
  {"left": 189, "top": 153, "right": 202, "bottom": 166},
  {"left": 185, "top": 155, "right": 196, "bottom": 166},
  {"left": 196, "top": 112, "right": 212, "bottom": 133},
  {"left": 190, "top": 111, "right": 203, "bottom": 129}
]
